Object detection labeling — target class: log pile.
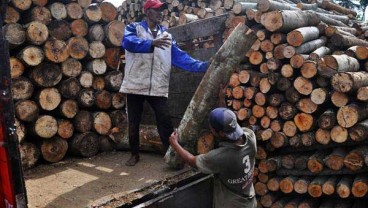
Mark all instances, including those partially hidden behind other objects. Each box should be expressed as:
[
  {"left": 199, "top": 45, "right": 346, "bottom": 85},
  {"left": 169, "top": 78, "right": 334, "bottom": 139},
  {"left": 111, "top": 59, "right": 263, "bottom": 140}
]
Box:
[
  {"left": 3, "top": 0, "right": 129, "bottom": 169},
  {"left": 116, "top": 0, "right": 368, "bottom": 206}
]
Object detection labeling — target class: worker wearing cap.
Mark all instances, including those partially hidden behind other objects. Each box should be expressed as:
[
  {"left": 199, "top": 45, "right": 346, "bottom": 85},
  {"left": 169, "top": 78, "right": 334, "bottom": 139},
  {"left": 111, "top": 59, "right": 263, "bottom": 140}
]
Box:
[
  {"left": 119, "top": 0, "right": 209, "bottom": 166},
  {"left": 169, "top": 108, "right": 257, "bottom": 208}
]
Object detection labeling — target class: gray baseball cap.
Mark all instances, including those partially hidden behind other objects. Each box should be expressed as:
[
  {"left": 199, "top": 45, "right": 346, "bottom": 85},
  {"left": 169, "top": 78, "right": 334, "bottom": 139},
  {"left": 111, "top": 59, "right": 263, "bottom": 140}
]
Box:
[{"left": 209, "top": 108, "right": 244, "bottom": 141}]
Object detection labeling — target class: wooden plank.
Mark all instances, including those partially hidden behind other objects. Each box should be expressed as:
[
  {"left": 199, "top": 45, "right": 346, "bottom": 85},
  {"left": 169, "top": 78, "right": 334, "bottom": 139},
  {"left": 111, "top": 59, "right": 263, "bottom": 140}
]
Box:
[{"left": 168, "top": 14, "right": 229, "bottom": 42}]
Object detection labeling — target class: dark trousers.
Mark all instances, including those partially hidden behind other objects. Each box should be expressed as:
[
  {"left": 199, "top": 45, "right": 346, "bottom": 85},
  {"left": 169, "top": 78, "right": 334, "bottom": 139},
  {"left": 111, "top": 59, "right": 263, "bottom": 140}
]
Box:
[{"left": 126, "top": 94, "right": 174, "bottom": 155}]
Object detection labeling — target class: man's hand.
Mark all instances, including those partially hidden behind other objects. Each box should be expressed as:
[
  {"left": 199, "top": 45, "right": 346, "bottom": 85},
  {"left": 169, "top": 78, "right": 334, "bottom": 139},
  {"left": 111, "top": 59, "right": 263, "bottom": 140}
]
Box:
[
  {"left": 169, "top": 129, "right": 179, "bottom": 145},
  {"left": 152, "top": 36, "right": 171, "bottom": 49}
]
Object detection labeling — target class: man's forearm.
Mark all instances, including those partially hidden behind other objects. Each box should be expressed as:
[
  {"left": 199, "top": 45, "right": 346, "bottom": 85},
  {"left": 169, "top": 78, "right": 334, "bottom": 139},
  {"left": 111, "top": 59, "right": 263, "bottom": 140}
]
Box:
[{"left": 170, "top": 141, "right": 196, "bottom": 167}]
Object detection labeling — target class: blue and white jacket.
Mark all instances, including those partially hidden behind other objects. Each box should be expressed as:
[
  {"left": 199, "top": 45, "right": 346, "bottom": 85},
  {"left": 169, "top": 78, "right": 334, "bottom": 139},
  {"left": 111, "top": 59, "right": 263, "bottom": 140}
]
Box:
[{"left": 119, "top": 20, "right": 208, "bottom": 97}]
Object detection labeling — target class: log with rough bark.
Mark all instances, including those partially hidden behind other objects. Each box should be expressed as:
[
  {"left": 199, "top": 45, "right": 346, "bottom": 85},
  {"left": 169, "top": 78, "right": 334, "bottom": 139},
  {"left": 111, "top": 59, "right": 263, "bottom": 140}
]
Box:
[
  {"left": 165, "top": 24, "right": 257, "bottom": 169},
  {"left": 287, "top": 26, "right": 319, "bottom": 47},
  {"left": 331, "top": 72, "right": 368, "bottom": 93},
  {"left": 19, "top": 142, "right": 40, "bottom": 170},
  {"left": 336, "top": 104, "right": 368, "bottom": 128},
  {"left": 41, "top": 137, "right": 68, "bottom": 163},
  {"left": 69, "top": 132, "right": 99, "bottom": 157}
]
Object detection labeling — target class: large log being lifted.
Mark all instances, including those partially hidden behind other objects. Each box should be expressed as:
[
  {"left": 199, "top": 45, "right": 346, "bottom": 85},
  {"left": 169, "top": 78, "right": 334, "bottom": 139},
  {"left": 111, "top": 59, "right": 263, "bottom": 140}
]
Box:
[{"left": 165, "top": 23, "right": 257, "bottom": 169}]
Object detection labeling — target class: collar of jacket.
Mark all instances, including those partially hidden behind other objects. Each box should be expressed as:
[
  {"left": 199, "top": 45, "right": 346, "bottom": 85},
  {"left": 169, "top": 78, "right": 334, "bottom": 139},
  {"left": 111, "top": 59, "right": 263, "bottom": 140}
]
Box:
[{"left": 141, "top": 20, "right": 167, "bottom": 33}]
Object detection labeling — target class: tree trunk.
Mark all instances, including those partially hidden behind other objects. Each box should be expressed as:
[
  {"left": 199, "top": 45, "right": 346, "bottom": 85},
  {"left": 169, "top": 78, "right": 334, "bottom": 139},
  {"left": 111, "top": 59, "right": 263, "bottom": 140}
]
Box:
[
  {"left": 344, "top": 146, "right": 368, "bottom": 171},
  {"left": 70, "top": 19, "right": 88, "bottom": 37},
  {"left": 15, "top": 100, "right": 39, "bottom": 122},
  {"left": 337, "top": 104, "right": 368, "bottom": 128},
  {"left": 95, "top": 90, "right": 112, "bottom": 110},
  {"left": 260, "top": 10, "right": 320, "bottom": 32},
  {"left": 69, "top": 132, "right": 99, "bottom": 157},
  {"left": 73, "top": 110, "right": 93, "bottom": 133},
  {"left": 33, "top": 115, "right": 58, "bottom": 139},
  {"left": 104, "top": 20, "right": 125, "bottom": 47},
  {"left": 336, "top": 177, "right": 354, "bottom": 198},
  {"left": 11, "top": 77, "right": 34, "bottom": 101},
  {"left": 308, "top": 152, "right": 328, "bottom": 173},
  {"left": 19, "top": 142, "right": 40, "bottom": 170},
  {"left": 66, "top": 2, "right": 83, "bottom": 20},
  {"left": 323, "top": 148, "right": 346, "bottom": 171},
  {"left": 307, "top": 176, "right": 328, "bottom": 197},
  {"left": 331, "top": 72, "right": 368, "bottom": 93},
  {"left": 41, "top": 137, "right": 68, "bottom": 163},
  {"left": 322, "top": 176, "right": 339, "bottom": 196},
  {"left": 352, "top": 174, "right": 368, "bottom": 198},
  {"left": 287, "top": 26, "right": 319, "bottom": 47},
  {"left": 165, "top": 24, "right": 257, "bottom": 169},
  {"left": 44, "top": 39, "right": 69, "bottom": 63},
  {"left": 49, "top": 2, "right": 67, "bottom": 20},
  {"left": 330, "top": 34, "right": 368, "bottom": 48},
  {"left": 37, "top": 87, "right": 61, "bottom": 111},
  {"left": 58, "top": 77, "right": 81, "bottom": 99},
  {"left": 88, "top": 24, "right": 105, "bottom": 41},
  {"left": 59, "top": 99, "right": 79, "bottom": 119},
  {"left": 25, "top": 21, "right": 48, "bottom": 45},
  {"left": 48, "top": 19, "right": 72, "bottom": 41},
  {"left": 349, "top": 119, "right": 368, "bottom": 142},
  {"left": 18, "top": 46, "right": 44, "bottom": 66},
  {"left": 57, "top": 119, "right": 74, "bottom": 139}
]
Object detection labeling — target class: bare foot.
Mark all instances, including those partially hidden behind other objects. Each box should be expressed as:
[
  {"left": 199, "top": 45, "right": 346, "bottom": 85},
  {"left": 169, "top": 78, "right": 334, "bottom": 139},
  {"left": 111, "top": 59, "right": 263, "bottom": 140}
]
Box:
[{"left": 125, "top": 154, "right": 140, "bottom": 166}]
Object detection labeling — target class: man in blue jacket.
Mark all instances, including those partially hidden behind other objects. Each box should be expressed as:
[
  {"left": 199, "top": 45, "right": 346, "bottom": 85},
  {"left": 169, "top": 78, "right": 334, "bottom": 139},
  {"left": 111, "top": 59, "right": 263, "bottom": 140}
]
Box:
[{"left": 119, "top": 0, "right": 208, "bottom": 166}]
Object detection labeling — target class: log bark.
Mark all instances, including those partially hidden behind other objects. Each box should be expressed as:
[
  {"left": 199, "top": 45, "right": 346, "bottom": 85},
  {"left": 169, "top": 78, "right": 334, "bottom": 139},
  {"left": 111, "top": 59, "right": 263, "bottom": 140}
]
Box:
[
  {"left": 30, "top": 62, "right": 62, "bottom": 87},
  {"left": 69, "top": 132, "right": 99, "bottom": 157},
  {"left": 318, "top": 55, "right": 360, "bottom": 78},
  {"left": 337, "top": 104, "right": 368, "bottom": 128},
  {"left": 323, "top": 148, "right": 346, "bottom": 171},
  {"left": 318, "top": 109, "right": 336, "bottom": 130},
  {"left": 57, "top": 119, "right": 74, "bottom": 139},
  {"left": 336, "top": 177, "right": 354, "bottom": 198},
  {"left": 67, "top": 37, "right": 89, "bottom": 60},
  {"left": 44, "top": 39, "right": 69, "bottom": 63},
  {"left": 70, "top": 19, "right": 88, "bottom": 37},
  {"left": 260, "top": 10, "right": 320, "bottom": 32},
  {"left": 73, "top": 110, "right": 93, "bottom": 133},
  {"left": 308, "top": 152, "right": 328, "bottom": 173},
  {"left": 330, "top": 34, "right": 368, "bottom": 48},
  {"left": 165, "top": 24, "right": 257, "bottom": 169},
  {"left": 322, "top": 176, "right": 339, "bottom": 195},
  {"left": 48, "top": 20, "right": 72, "bottom": 41},
  {"left": 105, "top": 20, "right": 125, "bottom": 47},
  {"left": 58, "top": 77, "right": 81, "bottom": 99},
  {"left": 18, "top": 46, "right": 44, "bottom": 66},
  {"left": 344, "top": 146, "right": 368, "bottom": 171},
  {"left": 61, "top": 58, "right": 82, "bottom": 78},
  {"left": 280, "top": 176, "right": 298, "bottom": 194},
  {"left": 15, "top": 100, "right": 39, "bottom": 122},
  {"left": 41, "top": 137, "right": 68, "bottom": 163},
  {"left": 11, "top": 77, "right": 34, "bottom": 101},
  {"left": 309, "top": 46, "right": 330, "bottom": 61},
  {"left": 9, "top": 57, "right": 24, "bottom": 79},
  {"left": 331, "top": 72, "right": 368, "bottom": 93},
  {"left": 287, "top": 26, "right": 319, "bottom": 47},
  {"left": 349, "top": 119, "right": 368, "bottom": 142},
  {"left": 307, "top": 176, "right": 328, "bottom": 197},
  {"left": 59, "top": 99, "right": 79, "bottom": 119},
  {"left": 19, "top": 142, "right": 40, "bottom": 170},
  {"left": 321, "top": 0, "right": 357, "bottom": 16}
]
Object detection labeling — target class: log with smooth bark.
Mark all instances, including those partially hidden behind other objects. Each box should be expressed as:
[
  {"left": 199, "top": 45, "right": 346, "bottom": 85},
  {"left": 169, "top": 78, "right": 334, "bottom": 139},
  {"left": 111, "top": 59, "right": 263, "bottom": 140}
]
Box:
[
  {"left": 318, "top": 55, "right": 360, "bottom": 78},
  {"left": 260, "top": 10, "right": 320, "bottom": 32},
  {"left": 165, "top": 24, "right": 257, "bottom": 169},
  {"left": 331, "top": 72, "right": 368, "bottom": 93},
  {"left": 287, "top": 26, "right": 319, "bottom": 47}
]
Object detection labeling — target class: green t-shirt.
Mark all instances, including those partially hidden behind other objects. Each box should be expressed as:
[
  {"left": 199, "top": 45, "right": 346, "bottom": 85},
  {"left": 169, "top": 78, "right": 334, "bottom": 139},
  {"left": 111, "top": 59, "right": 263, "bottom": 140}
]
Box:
[{"left": 196, "top": 127, "right": 257, "bottom": 208}]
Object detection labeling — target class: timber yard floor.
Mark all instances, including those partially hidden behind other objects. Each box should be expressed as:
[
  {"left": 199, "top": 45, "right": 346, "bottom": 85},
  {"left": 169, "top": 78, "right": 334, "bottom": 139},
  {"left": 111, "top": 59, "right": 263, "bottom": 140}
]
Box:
[{"left": 24, "top": 151, "right": 189, "bottom": 208}]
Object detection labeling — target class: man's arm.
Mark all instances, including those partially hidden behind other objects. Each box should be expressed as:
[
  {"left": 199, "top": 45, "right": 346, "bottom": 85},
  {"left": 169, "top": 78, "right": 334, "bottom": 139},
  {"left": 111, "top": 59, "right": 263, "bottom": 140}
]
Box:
[
  {"left": 122, "top": 23, "right": 153, "bottom": 53},
  {"left": 169, "top": 130, "right": 197, "bottom": 167},
  {"left": 171, "top": 40, "right": 209, "bottom": 73}
]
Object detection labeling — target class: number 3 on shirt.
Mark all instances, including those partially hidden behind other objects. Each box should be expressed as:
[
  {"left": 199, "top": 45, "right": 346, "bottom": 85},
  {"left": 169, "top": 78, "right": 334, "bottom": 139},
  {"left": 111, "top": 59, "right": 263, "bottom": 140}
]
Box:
[{"left": 242, "top": 155, "right": 251, "bottom": 174}]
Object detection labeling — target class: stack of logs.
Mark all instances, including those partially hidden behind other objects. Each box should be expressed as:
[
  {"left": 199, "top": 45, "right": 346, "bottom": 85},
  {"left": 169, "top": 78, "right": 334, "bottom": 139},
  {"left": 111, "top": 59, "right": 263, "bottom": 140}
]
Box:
[
  {"left": 118, "top": 0, "right": 368, "bottom": 207},
  {"left": 3, "top": 0, "right": 129, "bottom": 169}
]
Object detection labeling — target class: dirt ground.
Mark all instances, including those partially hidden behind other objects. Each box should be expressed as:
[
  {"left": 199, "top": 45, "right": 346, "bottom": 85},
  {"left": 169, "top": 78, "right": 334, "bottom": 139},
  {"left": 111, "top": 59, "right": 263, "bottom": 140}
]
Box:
[{"left": 23, "top": 151, "right": 188, "bottom": 208}]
